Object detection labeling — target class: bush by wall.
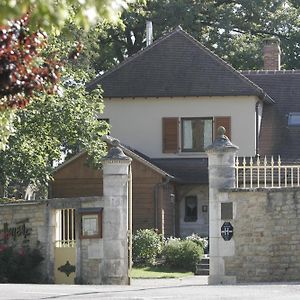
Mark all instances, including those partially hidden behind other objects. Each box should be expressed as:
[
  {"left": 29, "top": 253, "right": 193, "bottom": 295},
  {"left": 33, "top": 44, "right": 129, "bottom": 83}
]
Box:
[
  {"left": 163, "top": 237, "right": 204, "bottom": 272},
  {"left": 132, "top": 229, "right": 163, "bottom": 266},
  {"left": 0, "top": 241, "right": 44, "bottom": 283}
]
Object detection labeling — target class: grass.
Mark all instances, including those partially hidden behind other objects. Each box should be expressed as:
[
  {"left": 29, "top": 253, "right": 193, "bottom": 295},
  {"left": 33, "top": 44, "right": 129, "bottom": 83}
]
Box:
[{"left": 130, "top": 266, "right": 193, "bottom": 279}]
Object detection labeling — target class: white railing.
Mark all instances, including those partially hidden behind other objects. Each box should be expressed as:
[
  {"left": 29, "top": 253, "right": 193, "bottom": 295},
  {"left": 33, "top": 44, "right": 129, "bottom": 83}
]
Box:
[{"left": 235, "top": 156, "right": 300, "bottom": 189}]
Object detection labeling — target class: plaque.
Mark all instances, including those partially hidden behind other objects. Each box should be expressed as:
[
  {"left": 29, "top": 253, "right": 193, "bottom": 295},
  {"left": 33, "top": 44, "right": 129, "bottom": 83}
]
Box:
[{"left": 221, "top": 222, "right": 233, "bottom": 241}]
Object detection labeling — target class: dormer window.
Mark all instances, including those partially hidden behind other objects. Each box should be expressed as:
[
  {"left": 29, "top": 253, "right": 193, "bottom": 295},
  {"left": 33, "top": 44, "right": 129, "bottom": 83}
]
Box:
[{"left": 288, "top": 113, "right": 300, "bottom": 127}]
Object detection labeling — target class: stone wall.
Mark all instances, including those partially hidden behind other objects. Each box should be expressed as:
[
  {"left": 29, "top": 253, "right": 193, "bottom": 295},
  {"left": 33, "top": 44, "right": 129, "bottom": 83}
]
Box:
[
  {"left": 48, "top": 196, "right": 105, "bottom": 284},
  {"left": 0, "top": 200, "right": 50, "bottom": 281},
  {"left": 224, "top": 188, "right": 300, "bottom": 282}
]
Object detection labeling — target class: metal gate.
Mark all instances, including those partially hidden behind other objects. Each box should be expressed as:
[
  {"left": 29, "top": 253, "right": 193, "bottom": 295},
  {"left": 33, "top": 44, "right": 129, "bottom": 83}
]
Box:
[{"left": 54, "top": 208, "right": 76, "bottom": 284}]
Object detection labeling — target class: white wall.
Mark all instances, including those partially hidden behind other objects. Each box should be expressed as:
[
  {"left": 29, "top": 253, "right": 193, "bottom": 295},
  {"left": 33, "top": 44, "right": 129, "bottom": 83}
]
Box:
[{"left": 100, "top": 96, "right": 259, "bottom": 158}]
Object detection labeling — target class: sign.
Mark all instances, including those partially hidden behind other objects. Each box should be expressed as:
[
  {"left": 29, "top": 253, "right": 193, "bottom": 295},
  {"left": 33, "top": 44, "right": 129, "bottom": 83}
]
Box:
[{"left": 221, "top": 222, "right": 233, "bottom": 241}]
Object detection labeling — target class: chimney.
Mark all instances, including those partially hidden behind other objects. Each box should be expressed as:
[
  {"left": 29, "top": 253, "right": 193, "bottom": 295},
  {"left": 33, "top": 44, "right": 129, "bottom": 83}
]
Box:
[
  {"left": 263, "top": 37, "right": 281, "bottom": 70},
  {"left": 146, "top": 21, "right": 153, "bottom": 46}
]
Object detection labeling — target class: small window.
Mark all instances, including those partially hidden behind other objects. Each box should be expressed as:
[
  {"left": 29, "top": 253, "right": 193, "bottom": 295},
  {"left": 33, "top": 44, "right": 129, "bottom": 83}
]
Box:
[
  {"left": 184, "top": 196, "right": 197, "bottom": 222},
  {"left": 181, "top": 118, "right": 213, "bottom": 152},
  {"left": 288, "top": 113, "right": 300, "bottom": 127}
]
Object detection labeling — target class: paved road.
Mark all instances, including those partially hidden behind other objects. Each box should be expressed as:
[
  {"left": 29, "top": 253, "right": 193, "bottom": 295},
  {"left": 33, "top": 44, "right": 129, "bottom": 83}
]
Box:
[{"left": 1, "top": 276, "right": 300, "bottom": 299}]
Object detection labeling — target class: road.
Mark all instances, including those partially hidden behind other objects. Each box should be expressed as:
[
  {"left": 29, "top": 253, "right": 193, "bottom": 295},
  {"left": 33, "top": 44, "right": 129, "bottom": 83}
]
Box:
[{"left": 1, "top": 276, "right": 300, "bottom": 299}]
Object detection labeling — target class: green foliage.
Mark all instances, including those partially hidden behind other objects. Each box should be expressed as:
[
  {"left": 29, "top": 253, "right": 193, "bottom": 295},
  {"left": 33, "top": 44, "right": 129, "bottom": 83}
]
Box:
[
  {"left": 132, "top": 229, "right": 163, "bottom": 266},
  {"left": 93, "top": 0, "right": 300, "bottom": 72},
  {"left": 0, "top": 33, "right": 109, "bottom": 197},
  {"left": 0, "top": 242, "right": 44, "bottom": 283},
  {"left": 0, "top": 0, "right": 133, "bottom": 31},
  {"left": 185, "top": 233, "right": 208, "bottom": 249},
  {"left": 163, "top": 237, "right": 203, "bottom": 272},
  {"left": 0, "top": 110, "right": 16, "bottom": 151}
]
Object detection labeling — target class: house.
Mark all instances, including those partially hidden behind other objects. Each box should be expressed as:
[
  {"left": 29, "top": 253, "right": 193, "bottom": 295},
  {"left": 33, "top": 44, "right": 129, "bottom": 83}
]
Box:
[{"left": 51, "top": 27, "right": 300, "bottom": 237}]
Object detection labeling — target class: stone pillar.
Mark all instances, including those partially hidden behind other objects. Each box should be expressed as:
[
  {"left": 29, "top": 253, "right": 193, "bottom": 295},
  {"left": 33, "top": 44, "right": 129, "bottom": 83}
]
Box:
[
  {"left": 205, "top": 127, "right": 239, "bottom": 284},
  {"left": 101, "top": 139, "right": 132, "bottom": 285}
]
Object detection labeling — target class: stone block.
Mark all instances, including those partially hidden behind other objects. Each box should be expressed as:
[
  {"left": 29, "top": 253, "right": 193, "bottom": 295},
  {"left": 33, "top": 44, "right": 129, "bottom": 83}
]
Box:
[
  {"left": 88, "top": 241, "right": 103, "bottom": 259},
  {"left": 103, "top": 240, "right": 126, "bottom": 259}
]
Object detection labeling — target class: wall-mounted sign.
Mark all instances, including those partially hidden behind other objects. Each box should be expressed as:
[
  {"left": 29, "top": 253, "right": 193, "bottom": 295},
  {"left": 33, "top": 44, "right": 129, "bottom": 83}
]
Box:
[
  {"left": 79, "top": 208, "right": 103, "bottom": 239},
  {"left": 221, "top": 222, "right": 233, "bottom": 241}
]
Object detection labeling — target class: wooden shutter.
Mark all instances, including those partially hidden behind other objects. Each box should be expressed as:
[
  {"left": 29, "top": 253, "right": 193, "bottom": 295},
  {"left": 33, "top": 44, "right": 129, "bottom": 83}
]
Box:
[
  {"left": 214, "top": 116, "right": 231, "bottom": 140},
  {"left": 162, "top": 117, "right": 179, "bottom": 153}
]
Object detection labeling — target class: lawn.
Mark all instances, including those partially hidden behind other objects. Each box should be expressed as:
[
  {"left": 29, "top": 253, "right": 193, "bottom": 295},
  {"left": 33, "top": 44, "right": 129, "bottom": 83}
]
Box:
[{"left": 130, "top": 266, "right": 193, "bottom": 279}]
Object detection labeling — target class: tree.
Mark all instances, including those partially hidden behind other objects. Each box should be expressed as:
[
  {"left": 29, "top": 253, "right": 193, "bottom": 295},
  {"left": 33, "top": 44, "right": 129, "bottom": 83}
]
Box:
[
  {"left": 0, "top": 0, "right": 132, "bottom": 31},
  {"left": 0, "top": 1, "right": 133, "bottom": 150},
  {"left": 0, "top": 34, "right": 109, "bottom": 198},
  {"left": 92, "top": 0, "right": 299, "bottom": 73}
]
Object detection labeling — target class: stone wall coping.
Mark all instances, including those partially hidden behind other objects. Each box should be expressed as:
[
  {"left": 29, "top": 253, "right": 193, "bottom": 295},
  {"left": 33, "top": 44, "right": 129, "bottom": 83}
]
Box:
[
  {"left": 50, "top": 196, "right": 103, "bottom": 202},
  {"left": 221, "top": 187, "right": 300, "bottom": 193},
  {"left": 0, "top": 200, "right": 45, "bottom": 207},
  {"left": 0, "top": 196, "right": 104, "bottom": 208}
]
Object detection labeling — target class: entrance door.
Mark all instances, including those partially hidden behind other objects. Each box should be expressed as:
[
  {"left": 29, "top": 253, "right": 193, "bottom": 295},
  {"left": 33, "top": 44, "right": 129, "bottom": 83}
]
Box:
[{"left": 54, "top": 208, "right": 76, "bottom": 284}]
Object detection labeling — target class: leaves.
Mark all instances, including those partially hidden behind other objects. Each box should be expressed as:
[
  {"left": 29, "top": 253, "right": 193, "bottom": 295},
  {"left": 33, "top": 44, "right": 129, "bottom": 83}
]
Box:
[
  {"left": 0, "top": 41, "right": 108, "bottom": 196},
  {"left": 0, "top": 0, "right": 133, "bottom": 31},
  {"left": 92, "top": 0, "right": 300, "bottom": 72}
]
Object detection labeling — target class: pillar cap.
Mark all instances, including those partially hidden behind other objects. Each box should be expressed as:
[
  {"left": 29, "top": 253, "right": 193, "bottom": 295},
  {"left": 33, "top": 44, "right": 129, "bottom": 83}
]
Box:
[
  {"left": 102, "top": 139, "right": 132, "bottom": 162},
  {"left": 205, "top": 127, "right": 239, "bottom": 153}
]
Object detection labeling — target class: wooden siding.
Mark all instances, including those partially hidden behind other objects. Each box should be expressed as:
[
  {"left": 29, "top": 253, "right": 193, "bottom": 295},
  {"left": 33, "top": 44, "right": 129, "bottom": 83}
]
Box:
[{"left": 51, "top": 152, "right": 174, "bottom": 235}]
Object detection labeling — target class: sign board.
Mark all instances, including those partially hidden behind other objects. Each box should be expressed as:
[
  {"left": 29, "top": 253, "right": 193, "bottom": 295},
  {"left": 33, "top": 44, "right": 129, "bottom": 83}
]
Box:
[{"left": 221, "top": 222, "right": 233, "bottom": 241}]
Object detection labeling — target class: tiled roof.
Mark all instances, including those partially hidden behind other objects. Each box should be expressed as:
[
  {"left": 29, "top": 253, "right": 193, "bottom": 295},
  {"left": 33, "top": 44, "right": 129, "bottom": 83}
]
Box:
[
  {"left": 243, "top": 71, "right": 300, "bottom": 159},
  {"left": 87, "top": 27, "right": 273, "bottom": 103},
  {"left": 150, "top": 158, "right": 208, "bottom": 184}
]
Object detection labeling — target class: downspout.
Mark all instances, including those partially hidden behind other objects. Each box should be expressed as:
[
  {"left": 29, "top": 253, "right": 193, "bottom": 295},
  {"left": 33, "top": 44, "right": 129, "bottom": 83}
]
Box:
[
  {"left": 153, "top": 176, "right": 171, "bottom": 233},
  {"left": 128, "top": 164, "right": 132, "bottom": 285},
  {"left": 255, "top": 101, "right": 260, "bottom": 157}
]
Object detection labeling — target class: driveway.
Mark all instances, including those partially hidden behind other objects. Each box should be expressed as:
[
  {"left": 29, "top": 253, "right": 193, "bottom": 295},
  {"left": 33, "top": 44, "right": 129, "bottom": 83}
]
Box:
[{"left": 1, "top": 276, "right": 300, "bottom": 299}]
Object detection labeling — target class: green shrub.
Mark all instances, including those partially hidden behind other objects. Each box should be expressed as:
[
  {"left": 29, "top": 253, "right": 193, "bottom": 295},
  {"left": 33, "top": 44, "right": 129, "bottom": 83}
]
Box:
[
  {"left": 163, "top": 237, "right": 203, "bottom": 272},
  {"left": 132, "top": 229, "right": 163, "bottom": 266},
  {"left": 0, "top": 241, "right": 44, "bottom": 283},
  {"left": 185, "top": 233, "right": 208, "bottom": 249}
]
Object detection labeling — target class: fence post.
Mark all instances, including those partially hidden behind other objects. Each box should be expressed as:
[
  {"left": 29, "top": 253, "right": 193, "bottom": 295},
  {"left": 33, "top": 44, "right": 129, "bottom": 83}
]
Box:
[
  {"left": 205, "top": 126, "right": 239, "bottom": 284},
  {"left": 101, "top": 139, "right": 132, "bottom": 285}
]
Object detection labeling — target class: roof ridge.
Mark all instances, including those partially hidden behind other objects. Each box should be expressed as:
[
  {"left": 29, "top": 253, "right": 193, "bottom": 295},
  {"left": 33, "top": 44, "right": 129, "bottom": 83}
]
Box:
[
  {"left": 176, "top": 29, "right": 274, "bottom": 104},
  {"left": 86, "top": 27, "right": 182, "bottom": 91}
]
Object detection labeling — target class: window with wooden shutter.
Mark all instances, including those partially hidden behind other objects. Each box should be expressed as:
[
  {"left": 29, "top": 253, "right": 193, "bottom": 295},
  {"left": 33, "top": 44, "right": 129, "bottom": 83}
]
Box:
[
  {"left": 214, "top": 116, "right": 231, "bottom": 140},
  {"left": 181, "top": 118, "right": 213, "bottom": 152},
  {"left": 162, "top": 117, "right": 179, "bottom": 153}
]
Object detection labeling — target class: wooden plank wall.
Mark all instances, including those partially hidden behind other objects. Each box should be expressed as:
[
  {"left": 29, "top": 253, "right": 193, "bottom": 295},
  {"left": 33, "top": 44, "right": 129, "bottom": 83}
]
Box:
[{"left": 51, "top": 152, "right": 174, "bottom": 235}]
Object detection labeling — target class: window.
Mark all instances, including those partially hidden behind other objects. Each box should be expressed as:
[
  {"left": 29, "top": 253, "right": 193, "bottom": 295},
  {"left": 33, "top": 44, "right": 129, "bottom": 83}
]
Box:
[
  {"left": 181, "top": 118, "right": 213, "bottom": 152},
  {"left": 184, "top": 196, "right": 198, "bottom": 222},
  {"left": 162, "top": 116, "right": 230, "bottom": 153},
  {"left": 288, "top": 113, "right": 300, "bottom": 127}
]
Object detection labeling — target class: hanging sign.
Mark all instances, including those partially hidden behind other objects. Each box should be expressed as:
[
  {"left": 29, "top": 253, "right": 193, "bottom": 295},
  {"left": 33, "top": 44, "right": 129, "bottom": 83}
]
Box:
[{"left": 221, "top": 222, "right": 233, "bottom": 241}]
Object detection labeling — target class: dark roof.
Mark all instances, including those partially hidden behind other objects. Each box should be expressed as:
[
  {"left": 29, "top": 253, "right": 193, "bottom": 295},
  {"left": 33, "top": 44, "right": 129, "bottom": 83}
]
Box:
[
  {"left": 150, "top": 158, "right": 208, "bottom": 184},
  {"left": 87, "top": 27, "right": 273, "bottom": 103},
  {"left": 122, "top": 146, "right": 208, "bottom": 183},
  {"left": 243, "top": 70, "right": 300, "bottom": 159}
]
